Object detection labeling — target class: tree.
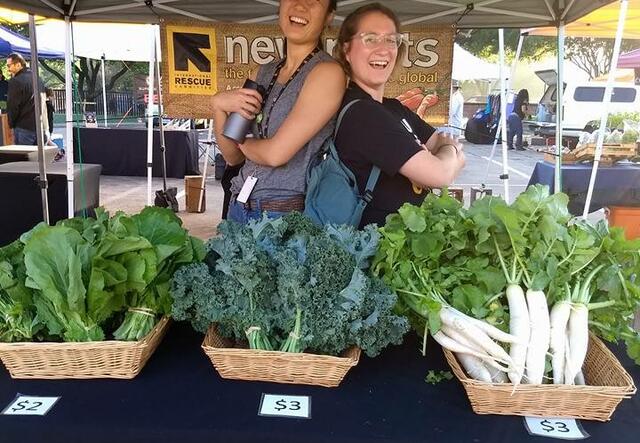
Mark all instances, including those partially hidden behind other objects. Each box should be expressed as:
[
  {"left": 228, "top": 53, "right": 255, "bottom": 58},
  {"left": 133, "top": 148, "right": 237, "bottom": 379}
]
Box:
[
  {"left": 565, "top": 37, "right": 636, "bottom": 80},
  {"left": 456, "top": 29, "right": 556, "bottom": 62},
  {"left": 40, "top": 58, "right": 130, "bottom": 101},
  {"left": 4, "top": 23, "right": 142, "bottom": 101}
]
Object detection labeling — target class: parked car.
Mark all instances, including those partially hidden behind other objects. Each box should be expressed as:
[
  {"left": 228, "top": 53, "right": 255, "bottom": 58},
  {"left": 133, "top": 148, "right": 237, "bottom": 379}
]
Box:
[{"left": 529, "top": 69, "right": 640, "bottom": 139}]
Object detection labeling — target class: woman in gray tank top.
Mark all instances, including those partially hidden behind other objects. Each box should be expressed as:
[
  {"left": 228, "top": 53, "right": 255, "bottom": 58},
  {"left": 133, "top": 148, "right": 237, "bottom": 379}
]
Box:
[{"left": 210, "top": 0, "right": 346, "bottom": 224}]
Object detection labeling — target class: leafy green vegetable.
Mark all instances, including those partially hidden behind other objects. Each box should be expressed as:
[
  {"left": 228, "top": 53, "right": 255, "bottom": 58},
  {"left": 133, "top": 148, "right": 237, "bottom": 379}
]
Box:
[
  {"left": 425, "top": 370, "right": 453, "bottom": 385},
  {"left": 0, "top": 207, "right": 203, "bottom": 343},
  {"left": 171, "top": 212, "right": 409, "bottom": 357},
  {"left": 374, "top": 186, "right": 640, "bottom": 365},
  {"left": 374, "top": 191, "right": 509, "bottom": 344},
  {"left": 0, "top": 240, "right": 40, "bottom": 342}
]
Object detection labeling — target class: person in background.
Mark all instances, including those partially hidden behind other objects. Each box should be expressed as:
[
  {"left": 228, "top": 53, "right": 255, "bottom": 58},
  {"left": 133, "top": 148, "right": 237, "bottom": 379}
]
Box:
[
  {"left": 334, "top": 3, "right": 465, "bottom": 228},
  {"left": 507, "top": 88, "right": 529, "bottom": 151},
  {"left": 45, "top": 87, "right": 65, "bottom": 161},
  {"left": 45, "top": 87, "right": 54, "bottom": 139},
  {"left": 0, "top": 72, "right": 8, "bottom": 108},
  {"left": 448, "top": 79, "right": 464, "bottom": 137},
  {"left": 6, "top": 53, "right": 43, "bottom": 145},
  {"left": 210, "top": 0, "right": 345, "bottom": 224}
]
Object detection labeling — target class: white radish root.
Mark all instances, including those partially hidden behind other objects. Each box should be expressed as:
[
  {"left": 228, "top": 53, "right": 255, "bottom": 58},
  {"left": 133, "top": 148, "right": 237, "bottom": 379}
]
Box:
[
  {"left": 440, "top": 307, "right": 513, "bottom": 364},
  {"left": 524, "top": 289, "right": 550, "bottom": 384},
  {"left": 456, "top": 353, "right": 493, "bottom": 382},
  {"left": 549, "top": 300, "right": 571, "bottom": 384},
  {"left": 440, "top": 325, "right": 510, "bottom": 372},
  {"left": 432, "top": 330, "right": 510, "bottom": 371},
  {"left": 506, "top": 284, "right": 530, "bottom": 385},
  {"left": 566, "top": 303, "right": 589, "bottom": 384}
]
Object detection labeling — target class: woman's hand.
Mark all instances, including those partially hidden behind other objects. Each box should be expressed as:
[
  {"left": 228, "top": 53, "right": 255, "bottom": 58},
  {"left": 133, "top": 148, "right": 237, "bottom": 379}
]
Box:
[
  {"left": 212, "top": 88, "right": 263, "bottom": 120},
  {"left": 432, "top": 132, "right": 462, "bottom": 154},
  {"left": 423, "top": 131, "right": 457, "bottom": 153}
]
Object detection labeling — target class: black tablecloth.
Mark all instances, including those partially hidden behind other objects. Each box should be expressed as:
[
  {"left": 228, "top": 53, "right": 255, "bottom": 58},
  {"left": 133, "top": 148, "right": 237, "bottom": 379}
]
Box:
[
  {"left": 0, "top": 161, "right": 101, "bottom": 247},
  {"left": 528, "top": 161, "right": 640, "bottom": 215},
  {"left": 1, "top": 323, "right": 638, "bottom": 443},
  {"left": 74, "top": 127, "right": 200, "bottom": 178}
]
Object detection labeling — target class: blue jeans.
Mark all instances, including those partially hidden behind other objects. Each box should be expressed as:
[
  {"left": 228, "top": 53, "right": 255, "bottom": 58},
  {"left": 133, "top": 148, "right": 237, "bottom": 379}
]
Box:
[
  {"left": 13, "top": 127, "right": 37, "bottom": 145},
  {"left": 227, "top": 198, "right": 288, "bottom": 224},
  {"left": 507, "top": 113, "right": 523, "bottom": 149}
]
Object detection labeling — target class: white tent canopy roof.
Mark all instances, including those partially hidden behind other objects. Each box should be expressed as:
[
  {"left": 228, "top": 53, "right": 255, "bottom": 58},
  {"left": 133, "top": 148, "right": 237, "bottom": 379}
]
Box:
[
  {"left": 35, "top": 21, "right": 156, "bottom": 61},
  {"left": 452, "top": 43, "right": 503, "bottom": 80},
  {"left": 0, "top": 0, "right": 615, "bottom": 28}
]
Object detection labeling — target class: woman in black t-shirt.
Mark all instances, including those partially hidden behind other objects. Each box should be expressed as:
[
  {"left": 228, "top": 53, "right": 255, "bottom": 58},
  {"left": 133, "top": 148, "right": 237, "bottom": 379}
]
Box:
[{"left": 334, "top": 3, "right": 466, "bottom": 227}]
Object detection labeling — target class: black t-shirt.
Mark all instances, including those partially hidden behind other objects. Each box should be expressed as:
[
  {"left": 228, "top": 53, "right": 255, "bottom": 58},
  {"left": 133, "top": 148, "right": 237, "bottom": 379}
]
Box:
[{"left": 335, "top": 82, "right": 435, "bottom": 228}]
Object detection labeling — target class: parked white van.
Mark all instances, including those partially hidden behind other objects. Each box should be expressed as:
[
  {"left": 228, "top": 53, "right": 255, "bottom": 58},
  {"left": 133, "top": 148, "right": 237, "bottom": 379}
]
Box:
[{"left": 531, "top": 69, "right": 640, "bottom": 139}]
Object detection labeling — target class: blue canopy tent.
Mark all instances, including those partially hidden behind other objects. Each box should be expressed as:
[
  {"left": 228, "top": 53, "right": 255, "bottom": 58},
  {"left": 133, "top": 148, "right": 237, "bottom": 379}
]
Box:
[{"left": 0, "top": 24, "right": 62, "bottom": 58}]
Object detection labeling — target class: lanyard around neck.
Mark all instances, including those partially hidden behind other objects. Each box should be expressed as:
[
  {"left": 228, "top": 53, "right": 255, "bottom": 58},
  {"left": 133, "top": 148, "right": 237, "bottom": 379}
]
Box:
[{"left": 257, "top": 46, "right": 320, "bottom": 139}]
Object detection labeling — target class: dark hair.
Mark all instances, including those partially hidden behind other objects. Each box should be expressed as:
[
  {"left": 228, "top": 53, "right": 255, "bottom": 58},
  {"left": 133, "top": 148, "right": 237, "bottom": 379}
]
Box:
[
  {"left": 7, "top": 53, "right": 26, "bottom": 68},
  {"left": 281, "top": 0, "right": 338, "bottom": 53},
  {"left": 334, "top": 3, "right": 404, "bottom": 77},
  {"left": 514, "top": 89, "right": 530, "bottom": 119}
]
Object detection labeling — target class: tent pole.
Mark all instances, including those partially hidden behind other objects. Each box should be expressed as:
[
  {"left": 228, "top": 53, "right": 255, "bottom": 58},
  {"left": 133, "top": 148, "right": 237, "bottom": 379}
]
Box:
[
  {"left": 28, "top": 14, "right": 50, "bottom": 224},
  {"left": 554, "top": 21, "right": 565, "bottom": 194},
  {"left": 482, "top": 33, "right": 524, "bottom": 186},
  {"left": 154, "top": 26, "right": 167, "bottom": 192},
  {"left": 198, "top": 121, "right": 214, "bottom": 213},
  {"left": 498, "top": 29, "right": 510, "bottom": 203},
  {"left": 582, "top": 0, "right": 629, "bottom": 218},
  {"left": 64, "top": 16, "right": 75, "bottom": 218},
  {"left": 146, "top": 26, "right": 156, "bottom": 207},
  {"left": 101, "top": 54, "right": 108, "bottom": 128}
]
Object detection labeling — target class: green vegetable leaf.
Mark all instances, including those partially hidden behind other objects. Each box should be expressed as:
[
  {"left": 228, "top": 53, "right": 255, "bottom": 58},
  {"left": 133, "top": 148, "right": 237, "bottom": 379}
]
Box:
[{"left": 425, "top": 370, "right": 453, "bottom": 385}]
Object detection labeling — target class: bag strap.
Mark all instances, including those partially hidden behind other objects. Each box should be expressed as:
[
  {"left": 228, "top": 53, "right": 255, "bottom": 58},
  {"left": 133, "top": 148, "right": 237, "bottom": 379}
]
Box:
[
  {"left": 334, "top": 99, "right": 361, "bottom": 137},
  {"left": 362, "top": 165, "right": 381, "bottom": 204},
  {"left": 333, "top": 99, "right": 381, "bottom": 205}
]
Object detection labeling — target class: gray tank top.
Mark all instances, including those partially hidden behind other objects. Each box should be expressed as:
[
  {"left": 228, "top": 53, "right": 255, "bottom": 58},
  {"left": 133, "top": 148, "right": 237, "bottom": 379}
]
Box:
[{"left": 230, "top": 50, "right": 336, "bottom": 200}]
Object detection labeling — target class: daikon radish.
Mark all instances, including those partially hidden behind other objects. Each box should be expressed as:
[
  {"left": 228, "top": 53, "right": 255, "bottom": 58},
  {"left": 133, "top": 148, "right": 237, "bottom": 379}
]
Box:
[
  {"left": 506, "top": 284, "right": 530, "bottom": 384},
  {"left": 549, "top": 300, "right": 571, "bottom": 384},
  {"left": 524, "top": 289, "right": 550, "bottom": 384},
  {"left": 440, "top": 325, "right": 510, "bottom": 372},
  {"left": 440, "top": 307, "right": 512, "bottom": 364},
  {"left": 432, "top": 330, "right": 509, "bottom": 370},
  {"left": 456, "top": 353, "right": 493, "bottom": 382},
  {"left": 566, "top": 303, "right": 589, "bottom": 384}
]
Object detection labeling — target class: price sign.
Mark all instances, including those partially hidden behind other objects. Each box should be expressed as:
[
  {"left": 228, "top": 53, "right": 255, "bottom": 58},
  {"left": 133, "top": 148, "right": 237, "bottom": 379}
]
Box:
[
  {"left": 258, "top": 394, "right": 311, "bottom": 419},
  {"left": 524, "top": 417, "right": 589, "bottom": 440},
  {"left": 2, "top": 395, "right": 60, "bottom": 416}
]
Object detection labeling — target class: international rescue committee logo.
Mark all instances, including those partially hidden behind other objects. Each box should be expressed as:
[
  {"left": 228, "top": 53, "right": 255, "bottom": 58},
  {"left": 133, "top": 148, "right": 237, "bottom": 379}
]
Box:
[{"left": 166, "top": 25, "right": 217, "bottom": 95}]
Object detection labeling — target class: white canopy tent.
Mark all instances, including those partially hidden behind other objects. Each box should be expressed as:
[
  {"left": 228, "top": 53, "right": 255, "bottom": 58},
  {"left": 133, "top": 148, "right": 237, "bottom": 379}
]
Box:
[
  {"left": 452, "top": 43, "right": 501, "bottom": 81},
  {"left": 0, "top": 0, "right": 617, "bottom": 220},
  {"left": 35, "top": 21, "right": 157, "bottom": 62}
]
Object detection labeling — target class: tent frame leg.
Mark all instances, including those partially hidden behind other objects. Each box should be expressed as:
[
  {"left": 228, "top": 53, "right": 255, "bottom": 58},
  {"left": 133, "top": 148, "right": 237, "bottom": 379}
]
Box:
[{"left": 582, "top": 0, "right": 629, "bottom": 218}]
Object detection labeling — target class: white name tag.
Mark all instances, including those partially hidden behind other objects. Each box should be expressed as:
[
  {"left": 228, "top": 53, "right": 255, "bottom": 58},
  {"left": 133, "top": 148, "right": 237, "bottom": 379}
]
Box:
[
  {"left": 236, "top": 175, "right": 258, "bottom": 204},
  {"left": 258, "top": 394, "right": 311, "bottom": 419},
  {"left": 2, "top": 395, "right": 60, "bottom": 416},
  {"left": 524, "top": 417, "right": 589, "bottom": 440}
]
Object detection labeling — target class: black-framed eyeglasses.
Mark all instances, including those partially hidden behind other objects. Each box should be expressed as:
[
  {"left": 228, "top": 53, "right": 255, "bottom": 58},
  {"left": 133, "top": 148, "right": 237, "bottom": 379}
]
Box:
[{"left": 352, "top": 32, "right": 404, "bottom": 49}]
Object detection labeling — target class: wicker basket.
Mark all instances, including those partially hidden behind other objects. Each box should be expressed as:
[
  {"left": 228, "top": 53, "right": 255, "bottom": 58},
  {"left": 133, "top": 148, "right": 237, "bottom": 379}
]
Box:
[
  {"left": 444, "top": 333, "right": 636, "bottom": 421},
  {"left": 0, "top": 317, "right": 170, "bottom": 379},
  {"left": 201, "top": 325, "right": 361, "bottom": 387}
]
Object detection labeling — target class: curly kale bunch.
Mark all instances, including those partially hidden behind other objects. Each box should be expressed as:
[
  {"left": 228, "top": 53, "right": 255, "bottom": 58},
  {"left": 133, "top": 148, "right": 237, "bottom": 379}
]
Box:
[{"left": 171, "top": 212, "right": 408, "bottom": 357}]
